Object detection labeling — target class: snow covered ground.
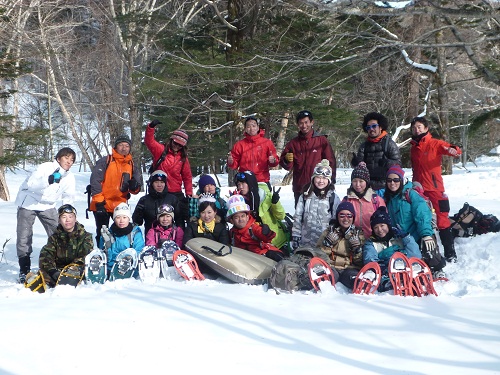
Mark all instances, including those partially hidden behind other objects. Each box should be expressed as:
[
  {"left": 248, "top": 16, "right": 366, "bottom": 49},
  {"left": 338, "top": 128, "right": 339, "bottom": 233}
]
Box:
[{"left": 0, "top": 153, "right": 499, "bottom": 375}]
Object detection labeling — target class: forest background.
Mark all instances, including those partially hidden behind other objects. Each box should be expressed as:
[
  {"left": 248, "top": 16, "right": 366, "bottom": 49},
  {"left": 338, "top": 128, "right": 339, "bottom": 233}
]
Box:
[{"left": 0, "top": 0, "right": 499, "bottom": 201}]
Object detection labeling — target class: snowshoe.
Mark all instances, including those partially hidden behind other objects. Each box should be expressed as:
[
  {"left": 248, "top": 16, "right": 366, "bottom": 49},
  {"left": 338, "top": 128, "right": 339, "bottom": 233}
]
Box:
[
  {"left": 138, "top": 246, "right": 160, "bottom": 282},
  {"left": 158, "top": 240, "right": 180, "bottom": 279},
  {"left": 56, "top": 263, "right": 85, "bottom": 287},
  {"left": 173, "top": 250, "right": 205, "bottom": 281},
  {"left": 109, "top": 248, "right": 138, "bottom": 281},
  {"left": 388, "top": 252, "right": 414, "bottom": 296},
  {"left": 24, "top": 271, "right": 46, "bottom": 293},
  {"left": 307, "top": 257, "right": 335, "bottom": 291},
  {"left": 409, "top": 257, "right": 437, "bottom": 297},
  {"left": 353, "top": 262, "right": 382, "bottom": 295},
  {"left": 85, "top": 249, "right": 107, "bottom": 284}
]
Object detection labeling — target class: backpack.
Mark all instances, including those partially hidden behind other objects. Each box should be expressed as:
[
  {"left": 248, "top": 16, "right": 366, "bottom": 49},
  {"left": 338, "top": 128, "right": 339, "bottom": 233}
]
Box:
[
  {"left": 269, "top": 247, "right": 330, "bottom": 292},
  {"left": 449, "top": 202, "right": 483, "bottom": 238},
  {"left": 403, "top": 181, "right": 437, "bottom": 230},
  {"left": 475, "top": 214, "right": 500, "bottom": 235}
]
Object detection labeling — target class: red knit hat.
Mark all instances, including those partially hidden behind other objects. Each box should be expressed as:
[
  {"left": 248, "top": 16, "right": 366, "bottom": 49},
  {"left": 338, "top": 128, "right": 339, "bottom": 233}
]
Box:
[{"left": 170, "top": 129, "right": 188, "bottom": 146}]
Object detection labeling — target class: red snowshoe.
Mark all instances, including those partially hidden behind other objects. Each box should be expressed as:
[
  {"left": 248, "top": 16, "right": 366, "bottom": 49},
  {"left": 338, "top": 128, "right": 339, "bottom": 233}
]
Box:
[{"left": 353, "top": 262, "right": 382, "bottom": 295}]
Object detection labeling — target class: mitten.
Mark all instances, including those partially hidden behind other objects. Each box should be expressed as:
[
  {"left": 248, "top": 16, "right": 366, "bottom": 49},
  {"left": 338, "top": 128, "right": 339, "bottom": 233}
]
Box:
[
  {"left": 95, "top": 201, "right": 107, "bottom": 215},
  {"left": 48, "top": 171, "right": 62, "bottom": 185},
  {"left": 271, "top": 187, "right": 281, "bottom": 204},
  {"left": 128, "top": 179, "right": 140, "bottom": 191},
  {"left": 149, "top": 119, "right": 162, "bottom": 128}
]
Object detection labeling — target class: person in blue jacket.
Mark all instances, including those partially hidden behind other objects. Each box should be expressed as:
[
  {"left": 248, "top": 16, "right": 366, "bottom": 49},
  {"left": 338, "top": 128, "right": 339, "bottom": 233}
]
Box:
[
  {"left": 363, "top": 206, "right": 421, "bottom": 291},
  {"left": 100, "top": 202, "right": 145, "bottom": 276},
  {"left": 383, "top": 165, "right": 446, "bottom": 276}
]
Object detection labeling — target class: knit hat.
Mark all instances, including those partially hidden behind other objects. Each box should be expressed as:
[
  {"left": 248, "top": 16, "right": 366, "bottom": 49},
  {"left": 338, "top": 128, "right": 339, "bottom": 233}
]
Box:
[
  {"left": 157, "top": 204, "right": 175, "bottom": 220},
  {"left": 386, "top": 165, "right": 405, "bottom": 180},
  {"left": 226, "top": 194, "right": 250, "bottom": 218},
  {"left": 336, "top": 201, "right": 356, "bottom": 220},
  {"left": 113, "top": 203, "right": 132, "bottom": 220},
  {"left": 114, "top": 134, "right": 132, "bottom": 148},
  {"left": 170, "top": 129, "right": 188, "bottom": 146},
  {"left": 198, "top": 193, "right": 216, "bottom": 206},
  {"left": 370, "top": 206, "right": 392, "bottom": 228},
  {"left": 150, "top": 170, "right": 167, "bottom": 183},
  {"left": 198, "top": 175, "right": 216, "bottom": 191},
  {"left": 351, "top": 163, "right": 370, "bottom": 184},
  {"left": 311, "top": 159, "right": 332, "bottom": 184}
]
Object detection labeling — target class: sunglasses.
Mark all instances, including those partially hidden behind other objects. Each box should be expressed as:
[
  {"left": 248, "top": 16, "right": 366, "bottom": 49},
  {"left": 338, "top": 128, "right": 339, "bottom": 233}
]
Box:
[
  {"left": 314, "top": 166, "right": 332, "bottom": 178},
  {"left": 386, "top": 178, "right": 402, "bottom": 183},
  {"left": 171, "top": 140, "right": 183, "bottom": 147},
  {"left": 58, "top": 204, "right": 77, "bottom": 216},
  {"left": 158, "top": 204, "right": 174, "bottom": 214},
  {"left": 338, "top": 213, "right": 353, "bottom": 219},
  {"left": 365, "top": 124, "right": 379, "bottom": 131}
]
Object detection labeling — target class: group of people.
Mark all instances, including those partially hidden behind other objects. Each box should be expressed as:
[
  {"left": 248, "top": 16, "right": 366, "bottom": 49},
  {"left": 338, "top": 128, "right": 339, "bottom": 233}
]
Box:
[{"left": 15, "top": 110, "right": 461, "bottom": 292}]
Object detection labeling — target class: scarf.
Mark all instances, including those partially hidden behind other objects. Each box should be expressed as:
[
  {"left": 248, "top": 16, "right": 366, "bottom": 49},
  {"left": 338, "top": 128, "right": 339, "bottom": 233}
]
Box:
[
  {"left": 367, "top": 130, "right": 388, "bottom": 143},
  {"left": 197, "top": 218, "right": 215, "bottom": 234}
]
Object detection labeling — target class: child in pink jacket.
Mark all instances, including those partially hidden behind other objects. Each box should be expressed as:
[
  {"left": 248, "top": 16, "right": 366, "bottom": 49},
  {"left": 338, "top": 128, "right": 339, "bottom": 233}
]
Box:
[{"left": 145, "top": 204, "right": 184, "bottom": 248}]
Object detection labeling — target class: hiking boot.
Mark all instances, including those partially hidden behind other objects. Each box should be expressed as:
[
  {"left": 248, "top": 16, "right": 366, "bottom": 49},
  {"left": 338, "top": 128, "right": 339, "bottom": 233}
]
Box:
[
  {"left": 18, "top": 256, "right": 31, "bottom": 284},
  {"left": 446, "top": 255, "right": 457, "bottom": 263},
  {"left": 433, "top": 270, "right": 447, "bottom": 280},
  {"left": 440, "top": 227, "right": 458, "bottom": 262},
  {"left": 18, "top": 272, "right": 27, "bottom": 284}
]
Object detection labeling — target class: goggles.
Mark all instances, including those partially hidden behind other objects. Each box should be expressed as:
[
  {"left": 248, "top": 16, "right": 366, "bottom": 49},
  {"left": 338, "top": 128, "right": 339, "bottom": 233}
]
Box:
[
  {"left": 313, "top": 166, "right": 332, "bottom": 178},
  {"left": 235, "top": 172, "right": 249, "bottom": 182},
  {"left": 338, "top": 213, "right": 353, "bottom": 219},
  {"left": 365, "top": 124, "right": 379, "bottom": 131},
  {"left": 158, "top": 204, "right": 174, "bottom": 215},
  {"left": 58, "top": 204, "right": 77, "bottom": 217},
  {"left": 386, "top": 178, "right": 402, "bottom": 183},
  {"left": 150, "top": 172, "right": 167, "bottom": 182}
]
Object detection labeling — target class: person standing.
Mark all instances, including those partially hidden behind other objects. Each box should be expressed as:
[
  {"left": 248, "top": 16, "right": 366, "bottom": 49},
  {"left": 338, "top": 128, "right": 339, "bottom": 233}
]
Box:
[
  {"left": 89, "top": 134, "right": 142, "bottom": 243},
  {"left": 410, "top": 116, "right": 462, "bottom": 262},
  {"left": 15, "top": 147, "right": 77, "bottom": 283},
  {"left": 353, "top": 112, "right": 401, "bottom": 191},
  {"left": 227, "top": 117, "right": 279, "bottom": 185},
  {"left": 279, "top": 110, "right": 336, "bottom": 206}
]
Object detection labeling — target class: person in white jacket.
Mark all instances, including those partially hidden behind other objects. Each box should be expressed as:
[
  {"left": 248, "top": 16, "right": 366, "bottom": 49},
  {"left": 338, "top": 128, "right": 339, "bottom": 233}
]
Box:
[{"left": 15, "top": 147, "right": 76, "bottom": 283}]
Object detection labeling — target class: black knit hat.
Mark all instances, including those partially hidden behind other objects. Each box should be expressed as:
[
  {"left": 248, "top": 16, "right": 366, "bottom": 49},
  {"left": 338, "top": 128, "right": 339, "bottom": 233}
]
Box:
[
  {"left": 114, "top": 134, "right": 132, "bottom": 148},
  {"left": 336, "top": 201, "right": 356, "bottom": 220},
  {"left": 361, "top": 112, "right": 388, "bottom": 132},
  {"left": 351, "top": 164, "right": 370, "bottom": 184},
  {"left": 370, "top": 206, "right": 392, "bottom": 228}
]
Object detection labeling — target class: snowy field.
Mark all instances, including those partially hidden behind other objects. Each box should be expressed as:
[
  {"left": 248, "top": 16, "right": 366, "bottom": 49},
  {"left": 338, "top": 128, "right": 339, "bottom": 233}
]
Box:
[{"left": 0, "top": 152, "right": 499, "bottom": 375}]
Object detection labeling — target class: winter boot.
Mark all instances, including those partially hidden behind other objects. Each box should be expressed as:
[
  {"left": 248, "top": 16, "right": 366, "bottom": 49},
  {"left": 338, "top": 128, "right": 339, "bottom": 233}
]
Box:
[
  {"left": 18, "top": 256, "right": 31, "bottom": 284},
  {"left": 439, "top": 227, "right": 457, "bottom": 263}
]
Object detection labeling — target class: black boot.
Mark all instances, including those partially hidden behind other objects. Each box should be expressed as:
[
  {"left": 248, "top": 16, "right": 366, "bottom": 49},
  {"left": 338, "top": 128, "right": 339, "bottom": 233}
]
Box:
[
  {"left": 18, "top": 256, "right": 31, "bottom": 283},
  {"left": 439, "top": 227, "right": 457, "bottom": 263}
]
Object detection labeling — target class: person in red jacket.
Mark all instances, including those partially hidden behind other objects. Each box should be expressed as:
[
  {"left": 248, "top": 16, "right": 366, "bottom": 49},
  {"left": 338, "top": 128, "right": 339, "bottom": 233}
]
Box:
[
  {"left": 410, "top": 116, "right": 462, "bottom": 262},
  {"left": 279, "top": 110, "right": 336, "bottom": 206},
  {"left": 227, "top": 117, "right": 279, "bottom": 185},
  {"left": 145, "top": 120, "right": 193, "bottom": 226},
  {"left": 227, "top": 195, "right": 284, "bottom": 262}
]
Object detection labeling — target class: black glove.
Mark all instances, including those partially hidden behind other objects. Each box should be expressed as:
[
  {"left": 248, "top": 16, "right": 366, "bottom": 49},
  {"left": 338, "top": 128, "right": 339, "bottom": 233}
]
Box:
[
  {"left": 261, "top": 224, "right": 271, "bottom": 236},
  {"left": 271, "top": 187, "right": 281, "bottom": 204},
  {"left": 392, "top": 225, "right": 407, "bottom": 239},
  {"left": 149, "top": 119, "right": 162, "bottom": 128},
  {"left": 48, "top": 171, "right": 61, "bottom": 185},
  {"left": 95, "top": 201, "right": 107, "bottom": 215},
  {"left": 49, "top": 269, "right": 60, "bottom": 282},
  {"left": 128, "top": 179, "right": 140, "bottom": 191}
]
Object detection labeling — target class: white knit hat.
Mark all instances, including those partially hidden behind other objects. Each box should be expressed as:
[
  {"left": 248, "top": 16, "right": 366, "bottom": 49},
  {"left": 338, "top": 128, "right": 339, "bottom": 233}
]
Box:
[
  {"left": 113, "top": 203, "right": 132, "bottom": 220},
  {"left": 226, "top": 194, "right": 250, "bottom": 218}
]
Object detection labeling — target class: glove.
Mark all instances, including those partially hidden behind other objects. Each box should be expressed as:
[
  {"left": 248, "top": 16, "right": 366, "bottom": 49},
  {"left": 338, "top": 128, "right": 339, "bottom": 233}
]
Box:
[
  {"left": 444, "top": 146, "right": 458, "bottom": 157},
  {"left": 49, "top": 269, "right": 60, "bottom": 282},
  {"left": 422, "top": 236, "right": 436, "bottom": 252},
  {"left": 95, "top": 201, "right": 107, "bottom": 215},
  {"left": 128, "top": 179, "right": 140, "bottom": 191},
  {"left": 392, "top": 225, "right": 407, "bottom": 239},
  {"left": 48, "top": 171, "right": 61, "bottom": 185},
  {"left": 261, "top": 224, "right": 271, "bottom": 236},
  {"left": 291, "top": 236, "right": 301, "bottom": 251},
  {"left": 271, "top": 187, "right": 281, "bottom": 204},
  {"left": 101, "top": 225, "right": 115, "bottom": 249},
  {"left": 324, "top": 226, "right": 341, "bottom": 246},
  {"left": 149, "top": 119, "right": 162, "bottom": 128},
  {"left": 348, "top": 231, "right": 361, "bottom": 249},
  {"left": 285, "top": 152, "right": 293, "bottom": 163}
]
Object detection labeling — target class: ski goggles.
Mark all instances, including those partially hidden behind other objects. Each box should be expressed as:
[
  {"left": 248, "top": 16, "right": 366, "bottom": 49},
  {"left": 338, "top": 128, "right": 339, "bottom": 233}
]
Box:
[
  {"left": 313, "top": 165, "right": 332, "bottom": 178},
  {"left": 58, "top": 204, "right": 77, "bottom": 217},
  {"left": 150, "top": 172, "right": 167, "bottom": 183},
  {"left": 157, "top": 204, "right": 174, "bottom": 215},
  {"left": 364, "top": 124, "right": 379, "bottom": 131},
  {"left": 338, "top": 213, "right": 353, "bottom": 219},
  {"left": 235, "top": 172, "right": 250, "bottom": 182}
]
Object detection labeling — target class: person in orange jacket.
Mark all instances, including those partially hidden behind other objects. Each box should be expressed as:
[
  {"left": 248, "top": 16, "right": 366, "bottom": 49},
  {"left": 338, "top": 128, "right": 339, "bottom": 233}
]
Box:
[
  {"left": 90, "top": 134, "right": 142, "bottom": 244},
  {"left": 410, "top": 116, "right": 462, "bottom": 262}
]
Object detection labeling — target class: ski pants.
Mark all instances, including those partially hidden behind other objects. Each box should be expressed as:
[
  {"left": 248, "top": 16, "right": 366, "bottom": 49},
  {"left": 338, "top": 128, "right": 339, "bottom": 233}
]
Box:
[
  {"left": 423, "top": 190, "right": 451, "bottom": 230},
  {"left": 16, "top": 207, "right": 58, "bottom": 259}
]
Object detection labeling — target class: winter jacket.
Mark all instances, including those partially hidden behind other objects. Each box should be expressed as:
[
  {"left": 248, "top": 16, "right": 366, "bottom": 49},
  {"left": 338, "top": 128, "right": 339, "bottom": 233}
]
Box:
[
  {"left": 188, "top": 187, "right": 227, "bottom": 221},
  {"left": 279, "top": 130, "right": 336, "bottom": 193},
  {"left": 257, "top": 183, "right": 288, "bottom": 249},
  {"left": 99, "top": 224, "right": 145, "bottom": 270},
  {"left": 183, "top": 216, "right": 230, "bottom": 246},
  {"left": 410, "top": 132, "right": 462, "bottom": 192},
  {"left": 132, "top": 189, "right": 181, "bottom": 233},
  {"left": 90, "top": 149, "right": 142, "bottom": 213},
  {"left": 38, "top": 222, "right": 93, "bottom": 284},
  {"left": 385, "top": 181, "right": 434, "bottom": 243},
  {"left": 354, "top": 133, "right": 401, "bottom": 190},
  {"left": 145, "top": 222, "right": 184, "bottom": 248},
  {"left": 230, "top": 215, "right": 281, "bottom": 255},
  {"left": 344, "top": 187, "right": 386, "bottom": 238},
  {"left": 15, "top": 160, "right": 75, "bottom": 211},
  {"left": 145, "top": 126, "right": 193, "bottom": 196},
  {"left": 317, "top": 226, "right": 364, "bottom": 271},
  {"left": 363, "top": 234, "right": 421, "bottom": 272},
  {"left": 292, "top": 188, "right": 340, "bottom": 247},
  {"left": 228, "top": 130, "right": 279, "bottom": 182}
]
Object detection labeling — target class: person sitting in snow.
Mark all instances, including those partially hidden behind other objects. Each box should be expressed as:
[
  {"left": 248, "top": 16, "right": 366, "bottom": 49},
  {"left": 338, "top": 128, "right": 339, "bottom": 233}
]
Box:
[
  {"left": 363, "top": 206, "right": 422, "bottom": 292},
  {"left": 227, "top": 195, "right": 284, "bottom": 262},
  {"left": 188, "top": 174, "right": 227, "bottom": 222},
  {"left": 145, "top": 204, "right": 184, "bottom": 249}
]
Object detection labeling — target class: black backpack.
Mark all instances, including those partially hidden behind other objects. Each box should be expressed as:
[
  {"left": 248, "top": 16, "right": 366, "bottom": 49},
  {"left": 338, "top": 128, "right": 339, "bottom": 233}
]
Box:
[{"left": 449, "top": 203, "right": 483, "bottom": 238}]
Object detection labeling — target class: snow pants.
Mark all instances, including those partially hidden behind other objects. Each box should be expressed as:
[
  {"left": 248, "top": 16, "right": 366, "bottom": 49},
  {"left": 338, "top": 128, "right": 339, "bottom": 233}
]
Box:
[{"left": 16, "top": 207, "right": 58, "bottom": 259}]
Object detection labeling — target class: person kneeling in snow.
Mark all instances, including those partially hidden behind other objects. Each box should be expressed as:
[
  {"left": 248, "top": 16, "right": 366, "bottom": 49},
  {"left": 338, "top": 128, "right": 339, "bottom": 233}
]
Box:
[
  {"left": 363, "top": 206, "right": 422, "bottom": 292},
  {"left": 227, "top": 195, "right": 284, "bottom": 262},
  {"left": 38, "top": 204, "right": 93, "bottom": 288}
]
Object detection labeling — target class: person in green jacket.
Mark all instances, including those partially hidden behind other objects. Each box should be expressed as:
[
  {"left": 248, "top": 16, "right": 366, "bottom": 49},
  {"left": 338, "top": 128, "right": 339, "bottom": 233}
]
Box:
[
  {"left": 234, "top": 171, "right": 288, "bottom": 252},
  {"left": 38, "top": 204, "right": 94, "bottom": 287}
]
